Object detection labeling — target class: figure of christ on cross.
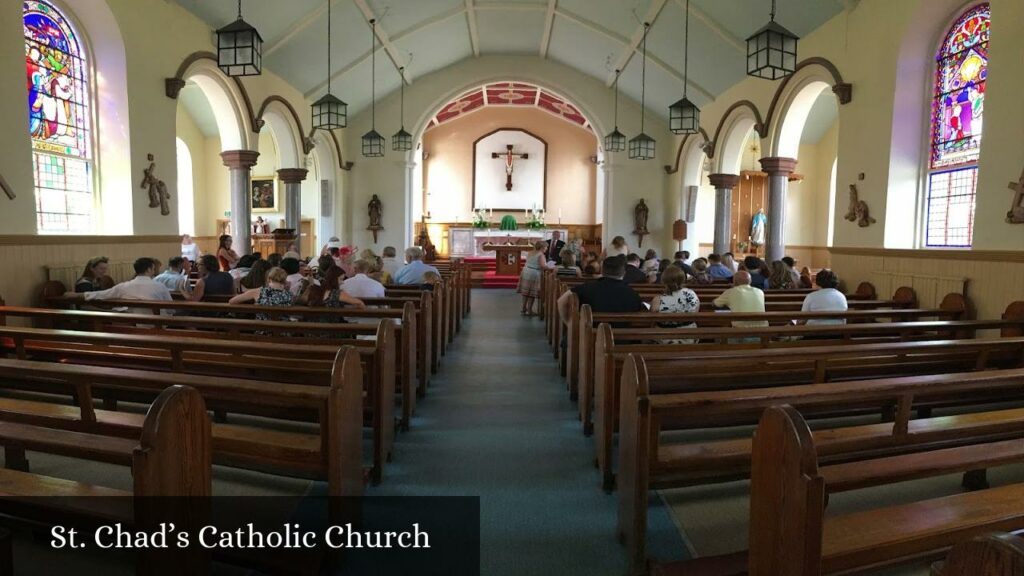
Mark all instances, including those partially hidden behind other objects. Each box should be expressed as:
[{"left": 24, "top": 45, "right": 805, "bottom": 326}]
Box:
[{"left": 491, "top": 144, "right": 529, "bottom": 191}]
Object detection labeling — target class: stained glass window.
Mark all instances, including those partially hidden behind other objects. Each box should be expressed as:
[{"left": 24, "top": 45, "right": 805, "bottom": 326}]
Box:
[
  {"left": 926, "top": 4, "right": 989, "bottom": 248},
  {"left": 24, "top": 0, "right": 93, "bottom": 233}
]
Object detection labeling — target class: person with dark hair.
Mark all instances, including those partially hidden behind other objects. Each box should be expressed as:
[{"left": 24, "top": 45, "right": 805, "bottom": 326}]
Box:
[
  {"left": 744, "top": 255, "right": 768, "bottom": 290},
  {"left": 800, "top": 269, "right": 847, "bottom": 325},
  {"left": 707, "top": 254, "right": 733, "bottom": 280},
  {"left": 781, "top": 256, "right": 801, "bottom": 286},
  {"left": 75, "top": 256, "right": 110, "bottom": 293},
  {"left": 580, "top": 251, "right": 600, "bottom": 276},
  {"left": 190, "top": 254, "right": 234, "bottom": 302},
  {"left": 280, "top": 257, "right": 304, "bottom": 296},
  {"left": 651, "top": 265, "right": 700, "bottom": 344},
  {"left": 654, "top": 258, "right": 672, "bottom": 283},
  {"left": 217, "top": 234, "right": 240, "bottom": 271},
  {"left": 623, "top": 253, "right": 648, "bottom": 284},
  {"left": 229, "top": 254, "right": 257, "bottom": 286},
  {"left": 240, "top": 259, "right": 271, "bottom": 291},
  {"left": 266, "top": 253, "right": 283, "bottom": 268},
  {"left": 768, "top": 260, "right": 797, "bottom": 290},
  {"left": 672, "top": 251, "right": 695, "bottom": 277},
  {"left": 556, "top": 255, "right": 644, "bottom": 328},
  {"left": 71, "top": 257, "right": 171, "bottom": 312},
  {"left": 154, "top": 256, "right": 190, "bottom": 294}
]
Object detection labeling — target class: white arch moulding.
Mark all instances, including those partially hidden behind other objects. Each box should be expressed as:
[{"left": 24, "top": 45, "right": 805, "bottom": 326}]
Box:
[
  {"left": 173, "top": 57, "right": 254, "bottom": 152},
  {"left": 257, "top": 99, "right": 305, "bottom": 170},
  {"left": 767, "top": 66, "right": 840, "bottom": 160},
  {"left": 714, "top": 107, "right": 761, "bottom": 176}
]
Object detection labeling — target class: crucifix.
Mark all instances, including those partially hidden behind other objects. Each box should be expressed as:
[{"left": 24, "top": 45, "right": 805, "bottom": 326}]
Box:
[
  {"left": 491, "top": 144, "right": 528, "bottom": 191},
  {"left": 1007, "top": 168, "right": 1024, "bottom": 224}
]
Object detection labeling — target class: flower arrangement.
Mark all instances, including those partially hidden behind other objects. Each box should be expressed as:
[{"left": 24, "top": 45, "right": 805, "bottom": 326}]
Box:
[
  {"left": 525, "top": 207, "right": 546, "bottom": 230},
  {"left": 737, "top": 240, "right": 750, "bottom": 254},
  {"left": 472, "top": 209, "right": 491, "bottom": 229}
]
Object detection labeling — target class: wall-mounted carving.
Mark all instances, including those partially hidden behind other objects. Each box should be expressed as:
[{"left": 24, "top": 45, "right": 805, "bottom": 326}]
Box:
[
  {"left": 141, "top": 154, "right": 171, "bottom": 216},
  {"left": 1008, "top": 169, "right": 1024, "bottom": 224},
  {"left": 367, "top": 194, "right": 384, "bottom": 242},
  {"left": 633, "top": 198, "right": 649, "bottom": 247},
  {"left": 845, "top": 184, "right": 875, "bottom": 227}
]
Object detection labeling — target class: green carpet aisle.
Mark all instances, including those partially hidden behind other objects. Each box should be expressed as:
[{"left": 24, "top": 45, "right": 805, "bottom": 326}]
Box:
[{"left": 368, "top": 289, "right": 685, "bottom": 575}]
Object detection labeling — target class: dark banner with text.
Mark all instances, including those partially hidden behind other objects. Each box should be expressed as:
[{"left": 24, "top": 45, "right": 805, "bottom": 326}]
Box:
[{"left": 0, "top": 496, "right": 480, "bottom": 575}]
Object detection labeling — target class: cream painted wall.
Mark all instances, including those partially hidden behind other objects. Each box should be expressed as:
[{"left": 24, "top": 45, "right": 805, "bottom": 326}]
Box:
[
  {"left": 422, "top": 107, "right": 597, "bottom": 225},
  {"left": 202, "top": 135, "right": 228, "bottom": 238},
  {"left": 174, "top": 106, "right": 205, "bottom": 236},
  {"left": 342, "top": 55, "right": 673, "bottom": 254}
]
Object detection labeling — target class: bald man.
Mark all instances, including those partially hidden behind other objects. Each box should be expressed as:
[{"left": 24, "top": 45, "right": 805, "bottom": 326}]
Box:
[{"left": 712, "top": 270, "right": 768, "bottom": 328}]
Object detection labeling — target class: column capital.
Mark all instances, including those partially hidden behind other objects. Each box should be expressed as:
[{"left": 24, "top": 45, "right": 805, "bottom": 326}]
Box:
[
  {"left": 759, "top": 156, "right": 798, "bottom": 175},
  {"left": 708, "top": 173, "right": 741, "bottom": 189},
  {"left": 220, "top": 150, "right": 260, "bottom": 169},
  {"left": 277, "top": 168, "right": 308, "bottom": 184}
]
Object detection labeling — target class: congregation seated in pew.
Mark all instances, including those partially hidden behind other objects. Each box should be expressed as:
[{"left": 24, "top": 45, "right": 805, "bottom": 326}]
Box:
[{"left": 65, "top": 257, "right": 171, "bottom": 314}]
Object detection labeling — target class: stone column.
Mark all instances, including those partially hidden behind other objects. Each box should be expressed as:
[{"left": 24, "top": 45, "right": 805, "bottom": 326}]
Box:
[
  {"left": 277, "top": 168, "right": 308, "bottom": 255},
  {"left": 707, "top": 173, "right": 740, "bottom": 255},
  {"left": 759, "top": 157, "right": 798, "bottom": 263},
  {"left": 220, "top": 150, "right": 260, "bottom": 255}
]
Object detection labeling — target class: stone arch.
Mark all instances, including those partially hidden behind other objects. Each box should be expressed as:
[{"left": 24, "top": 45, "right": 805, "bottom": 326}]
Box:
[
  {"left": 766, "top": 65, "right": 842, "bottom": 159},
  {"left": 176, "top": 56, "right": 254, "bottom": 152},
  {"left": 714, "top": 105, "right": 761, "bottom": 175},
  {"left": 311, "top": 130, "right": 342, "bottom": 243},
  {"left": 678, "top": 134, "right": 708, "bottom": 256},
  {"left": 257, "top": 98, "right": 305, "bottom": 169}
]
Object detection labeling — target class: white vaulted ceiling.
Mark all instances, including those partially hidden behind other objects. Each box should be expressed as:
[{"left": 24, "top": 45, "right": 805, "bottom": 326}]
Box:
[{"left": 171, "top": 0, "right": 846, "bottom": 120}]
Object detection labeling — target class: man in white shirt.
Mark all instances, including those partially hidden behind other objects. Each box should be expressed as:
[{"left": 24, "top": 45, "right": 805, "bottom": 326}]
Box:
[
  {"left": 74, "top": 257, "right": 172, "bottom": 314},
  {"left": 800, "top": 269, "right": 848, "bottom": 325},
  {"left": 153, "top": 256, "right": 190, "bottom": 295},
  {"left": 341, "top": 259, "right": 386, "bottom": 299},
  {"left": 380, "top": 246, "right": 403, "bottom": 279}
]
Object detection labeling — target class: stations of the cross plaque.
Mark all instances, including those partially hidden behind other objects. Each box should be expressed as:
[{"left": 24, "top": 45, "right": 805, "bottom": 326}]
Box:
[{"left": 491, "top": 144, "right": 528, "bottom": 191}]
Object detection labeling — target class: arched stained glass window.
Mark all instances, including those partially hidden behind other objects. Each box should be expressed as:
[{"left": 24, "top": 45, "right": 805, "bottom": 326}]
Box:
[
  {"left": 24, "top": 0, "right": 94, "bottom": 233},
  {"left": 925, "top": 3, "right": 989, "bottom": 248}
]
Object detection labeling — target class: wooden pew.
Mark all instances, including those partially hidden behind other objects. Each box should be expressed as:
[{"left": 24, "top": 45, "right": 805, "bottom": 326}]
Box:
[
  {"left": 40, "top": 284, "right": 430, "bottom": 397},
  {"left": 586, "top": 316, "right": 1018, "bottom": 430},
  {"left": 561, "top": 286, "right": 925, "bottom": 397},
  {"left": 0, "top": 351, "right": 364, "bottom": 497},
  {"left": 0, "top": 325, "right": 391, "bottom": 484},
  {"left": 0, "top": 305, "right": 419, "bottom": 432},
  {"left": 619, "top": 362, "right": 1024, "bottom": 575},
  {"left": 932, "top": 532, "right": 1024, "bottom": 576},
  {"left": 602, "top": 333, "right": 1024, "bottom": 492}
]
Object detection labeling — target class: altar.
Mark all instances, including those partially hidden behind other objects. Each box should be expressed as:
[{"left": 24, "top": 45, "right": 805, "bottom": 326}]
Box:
[{"left": 449, "top": 228, "right": 568, "bottom": 257}]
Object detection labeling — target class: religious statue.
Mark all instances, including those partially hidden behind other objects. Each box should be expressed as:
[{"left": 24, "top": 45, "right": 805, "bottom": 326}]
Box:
[
  {"left": 367, "top": 194, "right": 384, "bottom": 242},
  {"left": 140, "top": 153, "right": 171, "bottom": 216},
  {"left": 1006, "top": 169, "right": 1024, "bottom": 224},
  {"left": 252, "top": 216, "right": 269, "bottom": 234},
  {"left": 845, "top": 184, "right": 876, "bottom": 227},
  {"left": 416, "top": 214, "right": 437, "bottom": 262},
  {"left": 751, "top": 209, "right": 767, "bottom": 246},
  {"left": 633, "top": 199, "right": 649, "bottom": 247},
  {"left": 491, "top": 145, "right": 528, "bottom": 191}
]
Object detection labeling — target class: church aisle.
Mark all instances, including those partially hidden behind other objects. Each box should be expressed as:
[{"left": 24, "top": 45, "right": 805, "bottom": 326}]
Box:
[{"left": 370, "top": 289, "right": 675, "bottom": 575}]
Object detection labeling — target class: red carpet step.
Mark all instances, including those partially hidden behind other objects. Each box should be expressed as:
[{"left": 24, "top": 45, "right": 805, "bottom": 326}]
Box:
[{"left": 480, "top": 271, "right": 519, "bottom": 289}]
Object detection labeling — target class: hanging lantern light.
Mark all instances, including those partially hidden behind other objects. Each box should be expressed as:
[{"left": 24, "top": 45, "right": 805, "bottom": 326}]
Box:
[
  {"left": 312, "top": 0, "right": 347, "bottom": 130},
  {"left": 603, "top": 69, "right": 626, "bottom": 152},
  {"left": 392, "top": 66, "right": 413, "bottom": 152},
  {"left": 669, "top": 0, "right": 699, "bottom": 134},
  {"left": 628, "top": 23, "right": 655, "bottom": 160},
  {"left": 216, "top": 0, "right": 263, "bottom": 77},
  {"left": 362, "top": 19, "right": 385, "bottom": 157},
  {"left": 746, "top": 0, "right": 799, "bottom": 80}
]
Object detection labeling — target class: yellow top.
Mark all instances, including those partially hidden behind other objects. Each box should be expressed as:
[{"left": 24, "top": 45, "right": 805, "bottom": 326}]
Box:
[{"left": 713, "top": 285, "right": 768, "bottom": 327}]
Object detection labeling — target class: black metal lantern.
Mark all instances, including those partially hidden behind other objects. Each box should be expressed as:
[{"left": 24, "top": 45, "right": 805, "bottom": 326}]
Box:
[
  {"left": 392, "top": 67, "right": 412, "bottom": 151},
  {"left": 628, "top": 23, "right": 655, "bottom": 161},
  {"left": 628, "top": 132, "right": 656, "bottom": 160},
  {"left": 362, "top": 129, "right": 385, "bottom": 157},
  {"left": 604, "top": 69, "right": 626, "bottom": 152},
  {"left": 746, "top": 0, "right": 799, "bottom": 80},
  {"left": 217, "top": 0, "right": 262, "bottom": 77},
  {"left": 669, "top": 97, "right": 700, "bottom": 135},
  {"left": 312, "top": 0, "right": 346, "bottom": 129},
  {"left": 669, "top": 0, "right": 699, "bottom": 134},
  {"left": 362, "top": 19, "right": 385, "bottom": 158}
]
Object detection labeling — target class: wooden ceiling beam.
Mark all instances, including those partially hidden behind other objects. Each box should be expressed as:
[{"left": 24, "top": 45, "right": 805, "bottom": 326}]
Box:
[
  {"left": 539, "top": 0, "right": 558, "bottom": 58},
  {"left": 352, "top": 0, "right": 414, "bottom": 84},
  {"left": 604, "top": 0, "right": 669, "bottom": 87},
  {"left": 465, "top": 0, "right": 480, "bottom": 57},
  {"left": 674, "top": 0, "right": 744, "bottom": 54}
]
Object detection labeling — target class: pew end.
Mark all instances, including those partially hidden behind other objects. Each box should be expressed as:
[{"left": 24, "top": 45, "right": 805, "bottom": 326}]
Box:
[
  {"left": 618, "top": 354, "right": 653, "bottom": 576},
  {"left": 1002, "top": 302, "right": 1024, "bottom": 337},
  {"left": 931, "top": 532, "right": 1024, "bottom": 576},
  {"left": 854, "top": 282, "right": 877, "bottom": 300},
  {"left": 132, "top": 385, "right": 211, "bottom": 497},
  {"left": 893, "top": 286, "right": 919, "bottom": 309},
  {"left": 748, "top": 405, "right": 825, "bottom": 576}
]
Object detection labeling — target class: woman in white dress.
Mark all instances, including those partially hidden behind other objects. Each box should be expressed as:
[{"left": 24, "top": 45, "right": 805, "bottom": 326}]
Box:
[
  {"left": 650, "top": 266, "right": 700, "bottom": 344},
  {"left": 601, "top": 236, "right": 629, "bottom": 260},
  {"left": 516, "top": 240, "right": 548, "bottom": 316},
  {"left": 180, "top": 234, "right": 201, "bottom": 263}
]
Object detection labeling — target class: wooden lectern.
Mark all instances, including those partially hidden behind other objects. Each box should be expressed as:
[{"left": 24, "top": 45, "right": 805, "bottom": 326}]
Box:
[
  {"left": 252, "top": 229, "right": 298, "bottom": 256},
  {"left": 482, "top": 243, "right": 529, "bottom": 276}
]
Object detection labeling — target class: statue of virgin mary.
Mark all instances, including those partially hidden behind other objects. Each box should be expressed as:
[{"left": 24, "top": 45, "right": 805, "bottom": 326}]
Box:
[{"left": 750, "top": 209, "right": 767, "bottom": 247}]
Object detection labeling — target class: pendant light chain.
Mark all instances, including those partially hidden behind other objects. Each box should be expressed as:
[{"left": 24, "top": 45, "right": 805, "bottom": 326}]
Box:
[
  {"left": 640, "top": 22, "right": 648, "bottom": 133},
  {"left": 771, "top": 0, "right": 776, "bottom": 21},
  {"left": 326, "top": 0, "right": 331, "bottom": 94},
  {"left": 613, "top": 69, "right": 620, "bottom": 127},
  {"left": 683, "top": 0, "right": 689, "bottom": 98},
  {"left": 370, "top": 19, "right": 376, "bottom": 131},
  {"left": 237, "top": 0, "right": 242, "bottom": 19}
]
